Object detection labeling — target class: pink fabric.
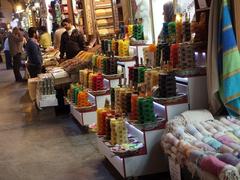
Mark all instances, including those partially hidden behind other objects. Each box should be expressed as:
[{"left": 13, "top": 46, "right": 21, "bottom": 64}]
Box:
[
  {"left": 200, "top": 156, "right": 226, "bottom": 177},
  {"left": 215, "top": 135, "right": 236, "bottom": 146}
]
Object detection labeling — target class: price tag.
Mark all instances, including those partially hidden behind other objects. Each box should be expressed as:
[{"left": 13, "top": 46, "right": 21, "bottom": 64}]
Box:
[
  {"left": 198, "top": 0, "right": 207, "bottom": 8},
  {"left": 169, "top": 158, "right": 181, "bottom": 180}
]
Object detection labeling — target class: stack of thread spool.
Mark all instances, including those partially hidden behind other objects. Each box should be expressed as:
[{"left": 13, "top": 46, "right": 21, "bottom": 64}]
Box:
[
  {"left": 97, "top": 108, "right": 107, "bottom": 135},
  {"left": 168, "top": 22, "right": 176, "bottom": 44},
  {"left": 101, "top": 40, "right": 109, "bottom": 54},
  {"left": 78, "top": 90, "right": 91, "bottom": 107},
  {"left": 118, "top": 40, "right": 129, "bottom": 57},
  {"left": 144, "top": 69, "right": 159, "bottom": 96},
  {"left": 102, "top": 57, "right": 118, "bottom": 75},
  {"left": 156, "top": 44, "right": 162, "bottom": 67},
  {"left": 114, "top": 87, "right": 121, "bottom": 112},
  {"left": 138, "top": 67, "right": 146, "bottom": 83},
  {"left": 176, "top": 20, "right": 183, "bottom": 43},
  {"left": 178, "top": 42, "right": 195, "bottom": 69},
  {"left": 144, "top": 69, "right": 152, "bottom": 96},
  {"left": 110, "top": 88, "right": 115, "bottom": 109},
  {"left": 183, "top": 20, "right": 191, "bottom": 42},
  {"left": 158, "top": 73, "right": 176, "bottom": 98},
  {"left": 111, "top": 118, "right": 128, "bottom": 145},
  {"left": 128, "top": 24, "right": 133, "bottom": 37},
  {"left": 73, "top": 86, "right": 81, "bottom": 105},
  {"left": 133, "top": 24, "right": 144, "bottom": 40},
  {"left": 105, "top": 114, "right": 114, "bottom": 140},
  {"left": 91, "top": 73, "right": 104, "bottom": 91},
  {"left": 67, "top": 83, "right": 78, "bottom": 103},
  {"left": 137, "top": 97, "right": 156, "bottom": 124},
  {"left": 130, "top": 94, "right": 139, "bottom": 121},
  {"left": 162, "top": 43, "right": 170, "bottom": 64},
  {"left": 162, "top": 22, "right": 169, "bottom": 42},
  {"left": 170, "top": 44, "right": 179, "bottom": 68}
]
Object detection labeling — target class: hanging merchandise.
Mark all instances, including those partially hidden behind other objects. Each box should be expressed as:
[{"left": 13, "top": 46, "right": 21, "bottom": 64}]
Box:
[{"left": 55, "top": 1, "right": 62, "bottom": 25}]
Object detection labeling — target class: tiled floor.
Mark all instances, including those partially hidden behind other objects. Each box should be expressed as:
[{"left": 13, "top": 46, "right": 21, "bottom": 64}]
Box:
[{"left": 0, "top": 64, "right": 170, "bottom": 180}]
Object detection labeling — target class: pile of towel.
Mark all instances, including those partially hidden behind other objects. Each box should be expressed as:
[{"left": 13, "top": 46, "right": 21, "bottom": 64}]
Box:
[{"left": 162, "top": 110, "right": 240, "bottom": 180}]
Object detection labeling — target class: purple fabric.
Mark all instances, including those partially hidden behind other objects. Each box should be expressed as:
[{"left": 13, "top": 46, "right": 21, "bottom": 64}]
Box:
[
  {"left": 215, "top": 134, "right": 236, "bottom": 146},
  {"left": 200, "top": 156, "right": 226, "bottom": 177},
  {"left": 217, "top": 153, "right": 240, "bottom": 166}
]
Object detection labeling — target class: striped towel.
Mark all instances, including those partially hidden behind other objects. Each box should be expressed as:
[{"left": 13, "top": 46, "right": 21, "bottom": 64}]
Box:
[{"left": 218, "top": 0, "right": 240, "bottom": 116}]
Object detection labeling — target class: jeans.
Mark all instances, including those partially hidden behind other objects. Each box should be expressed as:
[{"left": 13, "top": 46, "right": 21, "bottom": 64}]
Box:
[
  {"left": 13, "top": 53, "right": 22, "bottom": 81},
  {"left": 4, "top": 50, "right": 12, "bottom": 69}
]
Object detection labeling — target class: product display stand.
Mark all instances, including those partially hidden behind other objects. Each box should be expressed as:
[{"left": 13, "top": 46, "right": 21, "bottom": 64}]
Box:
[
  {"left": 36, "top": 93, "right": 58, "bottom": 110},
  {"left": 117, "top": 60, "right": 135, "bottom": 85},
  {"left": 97, "top": 121, "right": 168, "bottom": 179},
  {"left": 69, "top": 93, "right": 97, "bottom": 126},
  {"left": 176, "top": 75, "right": 208, "bottom": 110},
  {"left": 154, "top": 100, "right": 189, "bottom": 121},
  {"left": 103, "top": 73, "right": 123, "bottom": 88},
  {"left": 89, "top": 91, "right": 111, "bottom": 108}
]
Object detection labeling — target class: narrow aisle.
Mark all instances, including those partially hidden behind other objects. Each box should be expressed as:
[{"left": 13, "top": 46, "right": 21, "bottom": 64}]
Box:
[{"left": 0, "top": 64, "right": 117, "bottom": 180}]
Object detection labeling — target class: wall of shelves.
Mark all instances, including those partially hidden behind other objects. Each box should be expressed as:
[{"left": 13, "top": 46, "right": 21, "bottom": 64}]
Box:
[{"left": 94, "top": 0, "right": 115, "bottom": 38}]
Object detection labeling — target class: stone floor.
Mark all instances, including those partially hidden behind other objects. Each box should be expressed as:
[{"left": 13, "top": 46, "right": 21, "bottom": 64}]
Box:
[{"left": 0, "top": 64, "right": 170, "bottom": 180}]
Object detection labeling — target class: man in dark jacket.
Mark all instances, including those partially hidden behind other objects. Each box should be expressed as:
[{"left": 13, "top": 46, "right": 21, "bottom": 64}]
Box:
[
  {"left": 60, "top": 18, "right": 86, "bottom": 59},
  {"left": 25, "top": 27, "right": 42, "bottom": 78}
]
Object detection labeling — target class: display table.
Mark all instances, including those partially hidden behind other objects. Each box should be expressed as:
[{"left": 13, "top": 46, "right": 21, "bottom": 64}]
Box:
[
  {"left": 68, "top": 93, "right": 97, "bottom": 126},
  {"left": 97, "top": 122, "right": 168, "bottom": 179},
  {"left": 153, "top": 98, "right": 189, "bottom": 121},
  {"left": 36, "top": 93, "right": 58, "bottom": 110}
]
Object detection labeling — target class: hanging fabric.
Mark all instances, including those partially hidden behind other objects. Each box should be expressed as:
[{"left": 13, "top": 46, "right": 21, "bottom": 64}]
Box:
[
  {"left": 218, "top": 0, "right": 240, "bottom": 116},
  {"left": 207, "top": 0, "right": 222, "bottom": 114}
]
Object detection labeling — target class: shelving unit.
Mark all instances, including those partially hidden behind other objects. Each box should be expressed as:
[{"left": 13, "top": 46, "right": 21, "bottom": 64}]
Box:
[
  {"left": 94, "top": 0, "right": 115, "bottom": 38},
  {"left": 112, "top": 0, "right": 131, "bottom": 29},
  {"left": 97, "top": 121, "right": 168, "bottom": 179}
]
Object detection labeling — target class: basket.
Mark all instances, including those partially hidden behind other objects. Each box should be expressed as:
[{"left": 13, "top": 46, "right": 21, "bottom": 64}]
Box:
[
  {"left": 115, "top": 56, "right": 135, "bottom": 62},
  {"left": 103, "top": 73, "right": 123, "bottom": 80},
  {"left": 129, "top": 118, "right": 166, "bottom": 131},
  {"left": 152, "top": 92, "right": 187, "bottom": 105},
  {"left": 88, "top": 88, "right": 110, "bottom": 96}
]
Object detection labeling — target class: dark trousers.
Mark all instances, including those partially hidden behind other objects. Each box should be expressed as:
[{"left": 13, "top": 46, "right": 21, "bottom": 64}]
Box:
[
  {"left": 27, "top": 64, "right": 41, "bottom": 78},
  {"left": 4, "top": 50, "right": 12, "bottom": 69},
  {"left": 13, "top": 53, "right": 22, "bottom": 81}
]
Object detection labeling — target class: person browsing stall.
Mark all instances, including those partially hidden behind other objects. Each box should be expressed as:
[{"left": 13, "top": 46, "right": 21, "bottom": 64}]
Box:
[
  {"left": 60, "top": 18, "right": 87, "bottom": 60},
  {"left": 39, "top": 26, "right": 52, "bottom": 49},
  {"left": 8, "top": 27, "right": 24, "bottom": 82},
  {"left": 25, "top": 27, "right": 42, "bottom": 78}
]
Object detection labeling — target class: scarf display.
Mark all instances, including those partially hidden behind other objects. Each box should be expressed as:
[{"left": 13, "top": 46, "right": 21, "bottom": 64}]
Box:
[{"left": 162, "top": 110, "right": 240, "bottom": 179}]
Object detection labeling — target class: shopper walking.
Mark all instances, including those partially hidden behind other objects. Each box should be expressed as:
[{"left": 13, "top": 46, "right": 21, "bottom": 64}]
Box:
[
  {"left": 3, "top": 36, "right": 12, "bottom": 69},
  {"left": 39, "top": 26, "right": 52, "bottom": 49},
  {"left": 60, "top": 18, "right": 86, "bottom": 59},
  {"left": 54, "top": 24, "right": 65, "bottom": 50},
  {"left": 8, "top": 27, "right": 24, "bottom": 82},
  {"left": 25, "top": 27, "right": 42, "bottom": 78}
]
